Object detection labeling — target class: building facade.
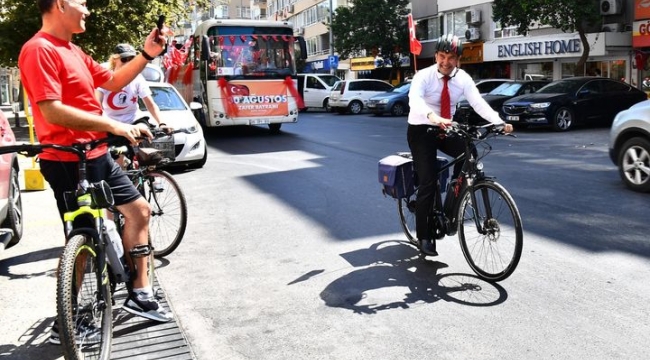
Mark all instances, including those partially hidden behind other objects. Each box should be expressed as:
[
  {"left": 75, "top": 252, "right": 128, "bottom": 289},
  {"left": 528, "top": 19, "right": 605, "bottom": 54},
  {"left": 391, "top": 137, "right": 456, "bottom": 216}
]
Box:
[{"left": 410, "top": 0, "right": 649, "bottom": 93}]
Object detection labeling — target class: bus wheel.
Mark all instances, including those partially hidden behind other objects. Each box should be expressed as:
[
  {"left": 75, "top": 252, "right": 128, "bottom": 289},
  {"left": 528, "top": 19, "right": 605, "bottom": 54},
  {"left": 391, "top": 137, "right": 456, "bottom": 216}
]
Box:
[{"left": 269, "top": 123, "right": 281, "bottom": 134}]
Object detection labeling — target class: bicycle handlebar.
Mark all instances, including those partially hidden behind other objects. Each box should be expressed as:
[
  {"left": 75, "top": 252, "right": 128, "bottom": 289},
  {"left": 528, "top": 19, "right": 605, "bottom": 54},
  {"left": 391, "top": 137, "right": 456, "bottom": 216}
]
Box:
[
  {"left": 0, "top": 136, "right": 126, "bottom": 159},
  {"left": 446, "top": 122, "right": 516, "bottom": 140}
]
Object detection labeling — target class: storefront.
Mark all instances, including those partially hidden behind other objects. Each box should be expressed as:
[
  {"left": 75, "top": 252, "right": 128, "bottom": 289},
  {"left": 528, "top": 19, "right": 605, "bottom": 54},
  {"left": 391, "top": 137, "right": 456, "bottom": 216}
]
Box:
[
  {"left": 633, "top": 0, "right": 650, "bottom": 96},
  {"left": 482, "top": 32, "right": 632, "bottom": 84}
]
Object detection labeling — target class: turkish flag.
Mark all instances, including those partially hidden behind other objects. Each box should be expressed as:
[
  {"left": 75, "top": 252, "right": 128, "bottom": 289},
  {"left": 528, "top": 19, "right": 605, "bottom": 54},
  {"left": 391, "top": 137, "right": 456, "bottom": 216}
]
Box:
[{"left": 408, "top": 14, "right": 422, "bottom": 56}]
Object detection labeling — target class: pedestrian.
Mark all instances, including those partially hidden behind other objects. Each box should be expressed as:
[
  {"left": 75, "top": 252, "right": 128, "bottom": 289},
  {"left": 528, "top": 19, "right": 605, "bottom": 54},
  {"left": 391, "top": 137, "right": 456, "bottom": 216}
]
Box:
[
  {"left": 407, "top": 34, "right": 513, "bottom": 256},
  {"left": 96, "top": 43, "right": 167, "bottom": 167},
  {"left": 18, "top": 0, "right": 173, "bottom": 345}
]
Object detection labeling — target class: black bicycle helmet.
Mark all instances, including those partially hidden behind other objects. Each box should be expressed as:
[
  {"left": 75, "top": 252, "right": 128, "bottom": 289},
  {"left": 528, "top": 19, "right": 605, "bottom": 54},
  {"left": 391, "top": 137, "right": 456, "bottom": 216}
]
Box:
[{"left": 435, "top": 34, "right": 463, "bottom": 56}]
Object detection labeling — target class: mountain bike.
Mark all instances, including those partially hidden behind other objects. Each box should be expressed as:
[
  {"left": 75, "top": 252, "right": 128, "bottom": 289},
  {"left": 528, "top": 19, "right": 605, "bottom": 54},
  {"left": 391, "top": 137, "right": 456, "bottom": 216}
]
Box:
[
  {"left": 111, "top": 127, "right": 189, "bottom": 258},
  {"left": 382, "top": 122, "right": 523, "bottom": 282},
  {"left": 1, "top": 137, "right": 158, "bottom": 359}
]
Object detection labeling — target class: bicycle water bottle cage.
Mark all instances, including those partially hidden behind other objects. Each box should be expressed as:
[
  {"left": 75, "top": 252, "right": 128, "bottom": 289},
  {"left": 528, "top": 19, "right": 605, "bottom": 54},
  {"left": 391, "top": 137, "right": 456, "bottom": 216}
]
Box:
[
  {"left": 89, "top": 180, "right": 115, "bottom": 208},
  {"left": 129, "top": 244, "right": 152, "bottom": 258}
]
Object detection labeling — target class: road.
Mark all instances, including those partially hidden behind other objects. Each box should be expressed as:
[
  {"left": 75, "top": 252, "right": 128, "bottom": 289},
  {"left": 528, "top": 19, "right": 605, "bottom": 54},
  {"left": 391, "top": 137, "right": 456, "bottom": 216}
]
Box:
[
  {"left": 1, "top": 111, "right": 648, "bottom": 359},
  {"left": 157, "top": 113, "right": 649, "bottom": 360}
]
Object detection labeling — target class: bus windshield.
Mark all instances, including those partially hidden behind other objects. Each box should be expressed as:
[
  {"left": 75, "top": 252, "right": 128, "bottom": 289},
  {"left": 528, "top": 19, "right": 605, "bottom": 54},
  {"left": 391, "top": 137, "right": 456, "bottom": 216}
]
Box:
[{"left": 207, "top": 26, "right": 295, "bottom": 79}]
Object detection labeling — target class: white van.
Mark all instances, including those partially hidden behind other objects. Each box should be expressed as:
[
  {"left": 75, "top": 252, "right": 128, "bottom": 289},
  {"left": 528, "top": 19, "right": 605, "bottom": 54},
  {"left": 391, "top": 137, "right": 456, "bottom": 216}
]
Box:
[{"left": 297, "top": 73, "right": 341, "bottom": 112}]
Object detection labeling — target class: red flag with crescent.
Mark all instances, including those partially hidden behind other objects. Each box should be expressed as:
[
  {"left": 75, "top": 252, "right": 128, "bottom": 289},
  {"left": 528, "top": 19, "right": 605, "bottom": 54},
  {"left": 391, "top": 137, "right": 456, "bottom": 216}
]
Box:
[{"left": 408, "top": 14, "right": 422, "bottom": 56}]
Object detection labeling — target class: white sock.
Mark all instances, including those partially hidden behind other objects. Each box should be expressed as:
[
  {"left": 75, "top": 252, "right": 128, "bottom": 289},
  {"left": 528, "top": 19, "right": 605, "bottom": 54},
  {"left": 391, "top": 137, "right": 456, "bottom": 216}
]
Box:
[{"left": 132, "top": 287, "right": 154, "bottom": 300}]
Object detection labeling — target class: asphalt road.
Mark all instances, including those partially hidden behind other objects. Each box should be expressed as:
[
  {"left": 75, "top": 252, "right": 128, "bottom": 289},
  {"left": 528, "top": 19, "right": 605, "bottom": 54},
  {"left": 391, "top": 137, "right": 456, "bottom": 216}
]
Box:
[
  {"left": 1, "top": 111, "right": 648, "bottom": 359},
  {"left": 158, "top": 113, "right": 648, "bottom": 360}
]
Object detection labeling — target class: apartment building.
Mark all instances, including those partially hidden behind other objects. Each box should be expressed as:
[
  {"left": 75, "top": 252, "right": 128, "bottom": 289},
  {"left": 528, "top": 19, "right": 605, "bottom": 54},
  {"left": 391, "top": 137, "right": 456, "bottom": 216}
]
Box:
[{"left": 411, "top": 0, "right": 650, "bottom": 89}]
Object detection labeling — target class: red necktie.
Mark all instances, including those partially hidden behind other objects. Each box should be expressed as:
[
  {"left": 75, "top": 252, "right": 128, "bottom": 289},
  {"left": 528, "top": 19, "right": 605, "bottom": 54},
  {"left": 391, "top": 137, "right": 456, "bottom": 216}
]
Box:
[{"left": 441, "top": 75, "right": 451, "bottom": 119}]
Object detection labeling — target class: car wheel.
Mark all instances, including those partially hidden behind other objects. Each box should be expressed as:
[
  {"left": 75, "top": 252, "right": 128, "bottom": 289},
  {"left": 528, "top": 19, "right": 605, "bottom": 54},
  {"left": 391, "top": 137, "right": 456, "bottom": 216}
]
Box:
[
  {"left": 618, "top": 137, "right": 650, "bottom": 192},
  {"left": 552, "top": 107, "right": 573, "bottom": 131},
  {"left": 4, "top": 165, "right": 23, "bottom": 246},
  {"left": 323, "top": 98, "right": 331, "bottom": 112},
  {"left": 348, "top": 100, "right": 363, "bottom": 115},
  {"left": 391, "top": 102, "right": 406, "bottom": 116}
]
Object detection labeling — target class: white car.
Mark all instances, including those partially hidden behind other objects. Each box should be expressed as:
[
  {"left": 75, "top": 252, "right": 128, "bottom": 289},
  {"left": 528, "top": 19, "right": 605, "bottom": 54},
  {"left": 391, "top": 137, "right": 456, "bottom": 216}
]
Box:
[
  {"left": 609, "top": 99, "right": 650, "bottom": 192},
  {"left": 137, "top": 81, "right": 207, "bottom": 168},
  {"left": 329, "top": 79, "right": 394, "bottom": 115}
]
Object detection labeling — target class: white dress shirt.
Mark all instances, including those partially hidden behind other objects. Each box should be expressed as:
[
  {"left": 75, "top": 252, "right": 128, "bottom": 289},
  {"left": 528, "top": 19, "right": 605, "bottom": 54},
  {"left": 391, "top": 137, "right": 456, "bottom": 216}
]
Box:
[{"left": 407, "top": 64, "right": 505, "bottom": 126}]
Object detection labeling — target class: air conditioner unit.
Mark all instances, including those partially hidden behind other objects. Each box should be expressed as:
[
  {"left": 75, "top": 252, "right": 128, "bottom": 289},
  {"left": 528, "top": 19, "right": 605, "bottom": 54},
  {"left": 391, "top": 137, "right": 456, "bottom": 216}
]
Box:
[
  {"left": 289, "top": 5, "right": 294, "bottom": 13},
  {"left": 602, "top": 23, "right": 622, "bottom": 32},
  {"left": 466, "top": 9, "right": 481, "bottom": 24},
  {"left": 465, "top": 28, "right": 481, "bottom": 41},
  {"left": 600, "top": 0, "right": 622, "bottom": 15},
  {"left": 296, "top": 27, "right": 304, "bottom": 35}
]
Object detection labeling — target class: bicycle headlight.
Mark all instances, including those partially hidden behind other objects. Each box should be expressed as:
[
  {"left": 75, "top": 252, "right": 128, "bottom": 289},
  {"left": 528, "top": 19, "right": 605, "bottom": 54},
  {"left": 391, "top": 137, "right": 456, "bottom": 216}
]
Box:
[{"left": 476, "top": 161, "right": 484, "bottom": 171}]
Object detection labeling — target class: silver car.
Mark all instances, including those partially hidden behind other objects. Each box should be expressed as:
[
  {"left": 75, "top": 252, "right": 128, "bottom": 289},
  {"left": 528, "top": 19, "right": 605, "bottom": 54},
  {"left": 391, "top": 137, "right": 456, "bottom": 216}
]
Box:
[{"left": 609, "top": 99, "right": 650, "bottom": 192}]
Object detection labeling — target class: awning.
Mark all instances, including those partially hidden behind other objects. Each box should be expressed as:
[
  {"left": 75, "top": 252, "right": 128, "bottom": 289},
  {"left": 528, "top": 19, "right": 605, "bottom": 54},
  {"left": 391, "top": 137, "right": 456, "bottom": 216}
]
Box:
[{"left": 351, "top": 57, "right": 375, "bottom": 71}]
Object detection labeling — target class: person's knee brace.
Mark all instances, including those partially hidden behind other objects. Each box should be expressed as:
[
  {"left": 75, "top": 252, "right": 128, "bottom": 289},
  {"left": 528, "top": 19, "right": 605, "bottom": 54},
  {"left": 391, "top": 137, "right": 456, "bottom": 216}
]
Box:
[{"left": 129, "top": 244, "right": 152, "bottom": 258}]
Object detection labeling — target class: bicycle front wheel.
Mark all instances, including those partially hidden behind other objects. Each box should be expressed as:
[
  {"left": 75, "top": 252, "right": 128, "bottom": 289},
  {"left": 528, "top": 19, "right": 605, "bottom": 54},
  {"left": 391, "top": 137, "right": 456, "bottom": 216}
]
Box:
[
  {"left": 143, "top": 170, "right": 188, "bottom": 258},
  {"left": 397, "top": 190, "right": 419, "bottom": 246},
  {"left": 57, "top": 234, "right": 112, "bottom": 360},
  {"left": 457, "top": 181, "right": 523, "bottom": 282}
]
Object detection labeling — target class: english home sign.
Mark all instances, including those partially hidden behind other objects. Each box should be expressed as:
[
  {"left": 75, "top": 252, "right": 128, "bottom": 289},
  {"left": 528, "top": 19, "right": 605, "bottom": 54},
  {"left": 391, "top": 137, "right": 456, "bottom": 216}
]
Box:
[{"left": 483, "top": 33, "right": 606, "bottom": 62}]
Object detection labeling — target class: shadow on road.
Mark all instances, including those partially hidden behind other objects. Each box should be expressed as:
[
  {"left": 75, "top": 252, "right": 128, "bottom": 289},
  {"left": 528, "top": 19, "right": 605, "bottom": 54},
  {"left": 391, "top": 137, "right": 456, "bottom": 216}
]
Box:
[
  {"left": 312, "top": 240, "right": 508, "bottom": 314},
  {"left": 0, "top": 316, "right": 61, "bottom": 360}
]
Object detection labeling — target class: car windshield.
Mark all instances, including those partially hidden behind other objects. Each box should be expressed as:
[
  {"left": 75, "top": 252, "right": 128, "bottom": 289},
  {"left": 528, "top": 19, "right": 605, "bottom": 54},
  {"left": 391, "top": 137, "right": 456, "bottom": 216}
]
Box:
[
  {"left": 139, "top": 86, "right": 187, "bottom": 111},
  {"left": 387, "top": 82, "right": 411, "bottom": 93},
  {"left": 488, "top": 83, "right": 522, "bottom": 96},
  {"left": 536, "top": 80, "right": 583, "bottom": 94}
]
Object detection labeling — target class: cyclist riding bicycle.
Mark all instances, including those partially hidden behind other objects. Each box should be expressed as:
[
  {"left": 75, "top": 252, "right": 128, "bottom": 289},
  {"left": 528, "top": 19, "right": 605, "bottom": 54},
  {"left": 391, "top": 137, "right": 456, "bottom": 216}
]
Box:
[
  {"left": 18, "top": 0, "right": 173, "bottom": 344},
  {"left": 407, "top": 33, "right": 514, "bottom": 256}
]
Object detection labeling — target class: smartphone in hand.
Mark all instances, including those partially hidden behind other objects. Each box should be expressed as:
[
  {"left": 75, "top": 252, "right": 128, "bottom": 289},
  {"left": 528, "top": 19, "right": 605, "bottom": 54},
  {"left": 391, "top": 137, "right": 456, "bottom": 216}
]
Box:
[{"left": 155, "top": 15, "right": 166, "bottom": 44}]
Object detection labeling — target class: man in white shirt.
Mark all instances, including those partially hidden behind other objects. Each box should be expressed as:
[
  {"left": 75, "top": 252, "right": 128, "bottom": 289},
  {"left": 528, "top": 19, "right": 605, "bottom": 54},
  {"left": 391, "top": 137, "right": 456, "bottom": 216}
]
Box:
[{"left": 407, "top": 34, "right": 513, "bottom": 256}]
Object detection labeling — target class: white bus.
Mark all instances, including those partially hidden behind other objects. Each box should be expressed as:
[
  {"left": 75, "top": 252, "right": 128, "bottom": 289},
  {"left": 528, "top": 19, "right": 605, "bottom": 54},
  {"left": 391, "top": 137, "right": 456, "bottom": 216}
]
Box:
[{"left": 171, "top": 19, "right": 307, "bottom": 133}]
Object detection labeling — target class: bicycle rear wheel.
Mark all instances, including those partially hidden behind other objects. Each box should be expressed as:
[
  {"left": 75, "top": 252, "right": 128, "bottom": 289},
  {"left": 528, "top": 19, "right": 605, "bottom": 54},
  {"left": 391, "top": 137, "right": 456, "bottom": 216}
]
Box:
[
  {"left": 57, "top": 234, "right": 112, "bottom": 360},
  {"left": 397, "top": 190, "right": 418, "bottom": 246},
  {"left": 143, "top": 170, "right": 187, "bottom": 258},
  {"left": 457, "top": 180, "right": 523, "bottom": 282}
]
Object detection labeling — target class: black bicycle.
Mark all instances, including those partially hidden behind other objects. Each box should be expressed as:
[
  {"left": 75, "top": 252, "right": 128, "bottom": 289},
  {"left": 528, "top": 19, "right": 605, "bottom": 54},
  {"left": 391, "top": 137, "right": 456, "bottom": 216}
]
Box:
[
  {"left": 385, "top": 122, "right": 523, "bottom": 282},
  {"left": 111, "top": 127, "right": 188, "bottom": 258}
]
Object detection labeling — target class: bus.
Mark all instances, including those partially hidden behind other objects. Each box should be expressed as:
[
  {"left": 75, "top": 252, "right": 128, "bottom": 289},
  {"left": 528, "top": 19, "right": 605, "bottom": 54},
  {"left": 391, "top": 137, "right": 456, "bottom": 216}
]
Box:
[{"left": 170, "top": 19, "right": 307, "bottom": 133}]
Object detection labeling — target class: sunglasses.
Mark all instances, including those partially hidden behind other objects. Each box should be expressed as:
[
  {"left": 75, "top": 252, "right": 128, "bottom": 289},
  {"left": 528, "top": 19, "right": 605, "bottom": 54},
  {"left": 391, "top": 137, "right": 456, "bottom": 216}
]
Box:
[{"left": 120, "top": 56, "right": 135, "bottom": 63}]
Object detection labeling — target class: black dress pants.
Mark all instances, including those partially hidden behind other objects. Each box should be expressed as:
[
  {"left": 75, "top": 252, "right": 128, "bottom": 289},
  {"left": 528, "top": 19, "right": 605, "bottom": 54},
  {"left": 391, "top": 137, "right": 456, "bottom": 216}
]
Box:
[{"left": 407, "top": 124, "right": 464, "bottom": 241}]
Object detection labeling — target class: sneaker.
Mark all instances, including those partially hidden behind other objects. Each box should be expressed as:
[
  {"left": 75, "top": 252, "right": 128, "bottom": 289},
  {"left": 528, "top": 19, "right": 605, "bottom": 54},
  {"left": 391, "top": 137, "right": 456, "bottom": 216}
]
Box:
[
  {"left": 122, "top": 293, "right": 173, "bottom": 322},
  {"left": 49, "top": 319, "right": 102, "bottom": 345}
]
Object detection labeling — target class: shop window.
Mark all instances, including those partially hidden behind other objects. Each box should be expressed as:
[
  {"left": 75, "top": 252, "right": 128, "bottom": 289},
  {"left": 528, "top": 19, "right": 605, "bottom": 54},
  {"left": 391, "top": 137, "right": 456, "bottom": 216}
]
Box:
[{"left": 518, "top": 62, "right": 553, "bottom": 80}]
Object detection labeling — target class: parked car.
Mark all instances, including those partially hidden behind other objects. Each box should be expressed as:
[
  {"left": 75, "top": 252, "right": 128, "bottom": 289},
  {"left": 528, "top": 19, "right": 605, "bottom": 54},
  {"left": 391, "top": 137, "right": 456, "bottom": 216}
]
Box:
[
  {"left": 137, "top": 82, "right": 207, "bottom": 168},
  {"left": 329, "top": 79, "right": 394, "bottom": 115},
  {"left": 609, "top": 99, "right": 650, "bottom": 192},
  {"left": 367, "top": 81, "right": 411, "bottom": 116},
  {"left": 502, "top": 77, "right": 647, "bottom": 131},
  {"left": 296, "top": 73, "right": 340, "bottom": 112},
  {"left": 455, "top": 80, "right": 549, "bottom": 125},
  {"left": 0, "top": 111, "right": 22, "bottom": 251},
  {"left": 475, "top": 78, "right": 514, "bottom": 95}
]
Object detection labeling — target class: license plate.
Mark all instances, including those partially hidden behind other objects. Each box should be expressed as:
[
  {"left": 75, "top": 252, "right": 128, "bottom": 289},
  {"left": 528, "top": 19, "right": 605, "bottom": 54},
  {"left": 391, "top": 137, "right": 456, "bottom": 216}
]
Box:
[
  {"left": 506, "top": 116, "right": 519, "bottom": 121},
  {"left": 250, "top": 119, "right": 270, "bottom": 125}
]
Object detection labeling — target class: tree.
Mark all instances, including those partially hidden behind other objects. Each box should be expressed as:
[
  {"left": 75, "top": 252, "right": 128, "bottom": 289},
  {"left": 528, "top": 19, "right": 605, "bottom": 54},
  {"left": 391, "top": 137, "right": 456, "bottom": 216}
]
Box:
[
  {"left": 330, "top": 0, "right": 410, "bottom": 79},
  {"left": 492, "top": 0, "right": 601, "bottom": 76},
  {"left": 0, "top": 0, "right": 210, "bottom": 67}
]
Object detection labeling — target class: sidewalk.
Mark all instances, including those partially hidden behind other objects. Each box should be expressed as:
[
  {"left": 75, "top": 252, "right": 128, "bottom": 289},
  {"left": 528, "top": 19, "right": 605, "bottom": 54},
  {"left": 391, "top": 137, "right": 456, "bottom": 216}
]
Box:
[{"left": 0, "top": 115, "right": 196, "bottom": 359}]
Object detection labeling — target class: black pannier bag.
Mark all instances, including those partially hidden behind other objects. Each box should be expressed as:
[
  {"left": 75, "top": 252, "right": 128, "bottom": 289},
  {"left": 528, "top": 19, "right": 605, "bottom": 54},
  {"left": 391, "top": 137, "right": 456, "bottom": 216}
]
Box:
[{"left": 378, "top": 155, "right": 415, "bottom": 199}]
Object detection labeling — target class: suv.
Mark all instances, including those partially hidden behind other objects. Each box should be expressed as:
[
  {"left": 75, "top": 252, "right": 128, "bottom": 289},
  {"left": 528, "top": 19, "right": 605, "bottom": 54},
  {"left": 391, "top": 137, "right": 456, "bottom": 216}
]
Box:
[
  {"left": 329, "top": 79, "right": 394, "bottom": 114},
  {"left": 297, "top": 73, "right": 340, "bottom": 112},
  {"left": 609, "top": 99, "right": 650, "bottom": 192}
]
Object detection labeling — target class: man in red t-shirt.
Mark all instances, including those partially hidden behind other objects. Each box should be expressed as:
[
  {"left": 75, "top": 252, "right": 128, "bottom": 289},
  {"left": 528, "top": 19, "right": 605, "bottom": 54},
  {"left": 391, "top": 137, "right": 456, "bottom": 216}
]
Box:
[{"left": 18, "top": 0, "right": 173, "bottom": 343}]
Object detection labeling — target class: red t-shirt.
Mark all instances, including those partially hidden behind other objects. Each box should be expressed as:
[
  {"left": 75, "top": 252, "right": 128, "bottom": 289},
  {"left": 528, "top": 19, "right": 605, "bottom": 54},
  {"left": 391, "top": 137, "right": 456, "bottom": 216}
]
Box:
[{"left": 18, "top": 31, "right": 113, "bottom": 161}]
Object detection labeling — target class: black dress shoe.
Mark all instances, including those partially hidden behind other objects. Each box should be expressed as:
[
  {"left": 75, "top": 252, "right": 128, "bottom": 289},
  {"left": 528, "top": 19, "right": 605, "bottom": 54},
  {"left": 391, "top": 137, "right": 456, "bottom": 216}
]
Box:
[{"left": 419, "top": 239, "right": 438, "bottom": 256}]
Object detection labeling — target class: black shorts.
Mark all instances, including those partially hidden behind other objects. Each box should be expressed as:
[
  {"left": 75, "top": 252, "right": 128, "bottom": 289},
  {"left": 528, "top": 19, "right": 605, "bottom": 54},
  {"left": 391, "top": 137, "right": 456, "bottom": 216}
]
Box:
[{"left": 40, "top": 153, "right": 141, "bottom": 220}]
